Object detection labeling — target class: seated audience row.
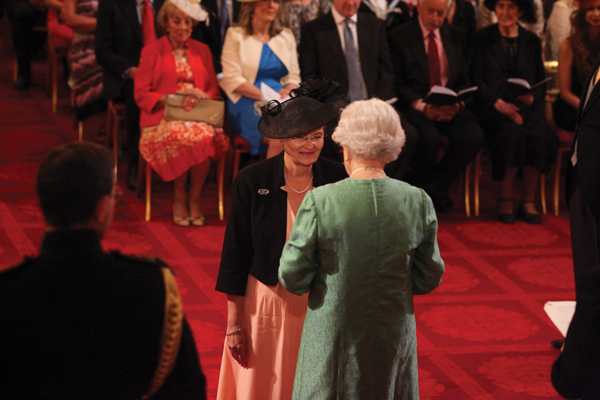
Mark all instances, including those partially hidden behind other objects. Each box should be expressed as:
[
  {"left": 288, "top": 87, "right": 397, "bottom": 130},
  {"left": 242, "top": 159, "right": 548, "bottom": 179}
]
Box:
[{"left": 9, "top": 0, "right": 575, "bottom": 226}]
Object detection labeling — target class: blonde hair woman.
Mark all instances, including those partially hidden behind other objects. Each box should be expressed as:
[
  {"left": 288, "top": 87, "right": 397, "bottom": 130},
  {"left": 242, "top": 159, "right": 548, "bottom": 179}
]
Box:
[{"left": 219, "top": 0, "right": 300, "bottom": 158}]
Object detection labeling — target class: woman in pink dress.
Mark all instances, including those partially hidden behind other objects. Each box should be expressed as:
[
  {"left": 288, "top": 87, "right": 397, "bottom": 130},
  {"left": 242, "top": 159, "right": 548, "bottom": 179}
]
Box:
[
  {"left": 135, "top": 0, "right": 229, "bottom": 226},
  {"left": 215, "top": 79, "right": 348, "bottom": 400}
]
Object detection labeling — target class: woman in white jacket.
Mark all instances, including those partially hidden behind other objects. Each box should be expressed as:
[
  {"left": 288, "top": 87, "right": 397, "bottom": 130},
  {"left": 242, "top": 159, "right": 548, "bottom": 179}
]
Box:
[{"left": 220, "top": 0, "right": 300, "bottom": 157}]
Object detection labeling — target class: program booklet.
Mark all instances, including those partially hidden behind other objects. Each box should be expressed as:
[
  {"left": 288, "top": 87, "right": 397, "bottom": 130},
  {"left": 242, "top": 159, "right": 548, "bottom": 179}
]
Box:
[
  {"left": 500, "top": 76, "right": 553, "bottom": 97},
  {"left": 423, "top": 85, "right": 478, "bottom": 106}
]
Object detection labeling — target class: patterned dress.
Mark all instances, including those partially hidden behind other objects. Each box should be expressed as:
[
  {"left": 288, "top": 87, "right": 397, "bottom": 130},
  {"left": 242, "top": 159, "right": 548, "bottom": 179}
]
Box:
[
  {"left": 140, "top": 55, "right": 230, "bottom": 182},
  {"left": 67, "top": 0, "right": 103, "bottom": 108}
]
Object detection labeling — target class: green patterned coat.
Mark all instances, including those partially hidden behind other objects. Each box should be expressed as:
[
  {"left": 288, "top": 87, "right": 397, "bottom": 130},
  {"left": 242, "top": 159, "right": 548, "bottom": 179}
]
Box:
[{"left": 279, "top": 178, "right": 445, "bottom": 400}]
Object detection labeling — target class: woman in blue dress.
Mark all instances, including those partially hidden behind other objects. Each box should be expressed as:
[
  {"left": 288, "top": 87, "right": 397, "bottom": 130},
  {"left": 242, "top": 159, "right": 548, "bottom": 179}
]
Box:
[{"left": 220, "top": 0, "right": 301, "bottom": 158}]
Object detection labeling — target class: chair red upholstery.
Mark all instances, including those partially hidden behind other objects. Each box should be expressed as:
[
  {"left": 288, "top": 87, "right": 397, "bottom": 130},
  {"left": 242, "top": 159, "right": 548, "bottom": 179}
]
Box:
[{"left": 232, "top": 133, "right": 251, "bottom": 183}]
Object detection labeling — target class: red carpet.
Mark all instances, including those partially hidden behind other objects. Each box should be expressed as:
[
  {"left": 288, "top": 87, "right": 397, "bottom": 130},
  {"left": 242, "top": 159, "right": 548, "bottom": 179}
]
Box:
[{"left": 0, "top": 48, "right": 574, "bottom": 399}]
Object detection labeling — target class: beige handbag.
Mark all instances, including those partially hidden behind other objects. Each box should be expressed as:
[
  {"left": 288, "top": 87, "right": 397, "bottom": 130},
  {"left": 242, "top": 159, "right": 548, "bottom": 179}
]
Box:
[{"left": 163, "top": 94, "right": 225, "bottom": 127}]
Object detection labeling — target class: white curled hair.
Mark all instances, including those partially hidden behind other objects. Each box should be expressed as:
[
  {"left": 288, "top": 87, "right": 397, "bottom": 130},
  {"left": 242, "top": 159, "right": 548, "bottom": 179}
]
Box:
[{"left": 332, "top": 98, "right": 406, "bottom": 163}]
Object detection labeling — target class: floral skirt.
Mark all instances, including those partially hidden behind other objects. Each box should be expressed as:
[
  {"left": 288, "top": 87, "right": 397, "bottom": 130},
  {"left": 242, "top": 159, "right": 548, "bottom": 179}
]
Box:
[{"left": 140, "top": 120, "right": 230, "bottom": 181}]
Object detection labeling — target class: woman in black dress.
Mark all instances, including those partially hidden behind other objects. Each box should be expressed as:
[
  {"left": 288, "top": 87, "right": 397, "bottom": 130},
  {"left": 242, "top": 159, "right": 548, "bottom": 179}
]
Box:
[{"left": 472, "top": 0, "right": 555, "bottom": 224}]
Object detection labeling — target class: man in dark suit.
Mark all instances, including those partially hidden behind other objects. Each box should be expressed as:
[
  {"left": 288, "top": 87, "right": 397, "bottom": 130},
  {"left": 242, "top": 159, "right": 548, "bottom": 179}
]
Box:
[
  {"left": 298, "top": 0, "right": 418, "bottom": 179},
  {"left": 552, "top": 266, "right": 600, "bottom": 400},
  {"left": 567, "top": 58, "right": 600, "bottom": 296},
  {"left": 95, "top": 0, "right": 220, "bottom": 191},
  {"left": 95, "top": 0, "right": 165, "bottom": 190},
  {"left": 389, "top": 0, "right": 484, "bottom": 212},
  {"left": 6, "top": 0, "right": 47, "bottom": 90},
  {"left": 0, "top": 142, "right": 206, "bottom": 399},
  {"left": 550, "top": 60, "right": 600, "bottom": 353}
]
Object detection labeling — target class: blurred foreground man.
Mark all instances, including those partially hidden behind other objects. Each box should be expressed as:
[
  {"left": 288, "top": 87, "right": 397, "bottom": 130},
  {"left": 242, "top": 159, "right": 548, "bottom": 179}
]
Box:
[{"left": 0, "top": 142, "right": 206, "bottom": 399}]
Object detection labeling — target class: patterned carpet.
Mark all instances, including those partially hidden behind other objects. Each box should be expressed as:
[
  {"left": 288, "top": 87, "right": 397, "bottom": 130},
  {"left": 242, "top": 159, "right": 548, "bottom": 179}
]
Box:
[{"left": 0, "top": 50, "right": 574, "bottom": 399}]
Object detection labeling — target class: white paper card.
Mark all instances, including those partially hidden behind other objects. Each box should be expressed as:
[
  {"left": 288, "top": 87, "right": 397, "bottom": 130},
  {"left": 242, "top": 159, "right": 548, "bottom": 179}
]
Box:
[
  {"left": 260, "top": 83, "right": 290, "bottom": 104},
  {"left": 544, "top": 301, "right": 576, "bottom": 337}
]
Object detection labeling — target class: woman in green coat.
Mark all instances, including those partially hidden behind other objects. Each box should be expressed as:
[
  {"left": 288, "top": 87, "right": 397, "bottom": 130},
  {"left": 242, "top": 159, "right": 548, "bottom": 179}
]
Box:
[{"left": 279, "top": 98, "right": 445, "bottom": 400}]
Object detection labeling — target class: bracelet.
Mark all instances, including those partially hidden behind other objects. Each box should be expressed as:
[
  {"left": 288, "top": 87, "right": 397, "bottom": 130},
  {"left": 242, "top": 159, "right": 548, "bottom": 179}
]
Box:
[{"left": 226, "top": 327, "right": 244, "bottom": 336}]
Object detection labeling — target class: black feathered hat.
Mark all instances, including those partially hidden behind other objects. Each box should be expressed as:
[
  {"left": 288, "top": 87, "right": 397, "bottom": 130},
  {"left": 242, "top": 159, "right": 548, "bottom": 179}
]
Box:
[
  {"left": 257, "top": 78, "right": 347, "bottom": 140},
  {"left": 483, "top": 0, "right": 537, "bottom": 24}
]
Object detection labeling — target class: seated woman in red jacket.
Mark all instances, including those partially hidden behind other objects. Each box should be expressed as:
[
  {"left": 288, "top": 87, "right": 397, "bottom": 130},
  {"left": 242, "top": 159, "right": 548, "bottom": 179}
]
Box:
[{"left": 135, "top": 0, "right": 230, "bottom": 227}]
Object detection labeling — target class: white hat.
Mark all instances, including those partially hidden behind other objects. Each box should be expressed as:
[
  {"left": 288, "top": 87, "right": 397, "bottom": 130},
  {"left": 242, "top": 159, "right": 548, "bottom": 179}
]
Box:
[{"left": 170, "top": 0, "right": 208, "bottom": 22}]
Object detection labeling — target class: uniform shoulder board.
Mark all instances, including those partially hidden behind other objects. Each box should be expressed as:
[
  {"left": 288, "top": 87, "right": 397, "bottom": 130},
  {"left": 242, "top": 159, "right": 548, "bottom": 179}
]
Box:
[
  {"left": 0, "top": 255, "right": 36, "bottom": 277},
  {"left": 110, "top": 251, "right": 168, "bottom": 268}
]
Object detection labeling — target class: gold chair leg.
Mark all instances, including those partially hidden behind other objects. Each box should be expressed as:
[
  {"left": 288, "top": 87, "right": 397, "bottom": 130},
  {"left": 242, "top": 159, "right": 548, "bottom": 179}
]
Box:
[
  {"left": 540, "top": 174, "right": 547, "bottom": 215},
  {"left": 553, "top": 149, "right": 565, "bottom": 216},
  {"left": 145, "top": 161, "right": 152, "bottom": 222},
  {"left": 78, "top": 121, "right": 83, "bottom": 141},
  {"left": 106, "top": 101, "right": 119, "bottom": 179},
  {"left": 474, "top": 151, "right": 481, "bottom": 217},
  {"left": 46, "top": 43, "right": 52, "bottom": 99},
  {"left": 113, "top": 113, "right": 120, "bottom": 160},
  {"left": 51, "top": 51, "right": 58, "bottom": 113},
  {"left": 464, "top": 161, "right": 471, "bottom": 218},
  {"left": 217, "top": 156, "right": 226, "bottom": 220}
]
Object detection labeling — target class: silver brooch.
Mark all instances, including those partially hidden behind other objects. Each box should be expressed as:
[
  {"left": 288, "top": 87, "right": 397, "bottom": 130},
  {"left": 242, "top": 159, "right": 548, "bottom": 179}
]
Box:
[{"left": 258, "top": 189, "right": 269, "bottom": 195}]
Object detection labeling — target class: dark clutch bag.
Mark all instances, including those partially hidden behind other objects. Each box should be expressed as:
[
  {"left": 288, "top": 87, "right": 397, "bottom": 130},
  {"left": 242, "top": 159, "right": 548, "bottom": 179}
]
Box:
[{"left": 163, "top": 94, "right": 224, "bottom": 127}]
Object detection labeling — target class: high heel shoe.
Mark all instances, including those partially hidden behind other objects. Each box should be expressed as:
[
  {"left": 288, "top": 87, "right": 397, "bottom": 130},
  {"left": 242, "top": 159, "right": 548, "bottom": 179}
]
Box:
[
  {"left": 518, "top": 201, "right": 541, "bottom": 225},
  {"left": 497, "top": 198, "right": 515, "bottom": 224},
  {"left": 173, "top": 215, "right": 190, "bottom": 227},
  {"left": 190, "top": 215, "right": 205, "bottom": 227}
]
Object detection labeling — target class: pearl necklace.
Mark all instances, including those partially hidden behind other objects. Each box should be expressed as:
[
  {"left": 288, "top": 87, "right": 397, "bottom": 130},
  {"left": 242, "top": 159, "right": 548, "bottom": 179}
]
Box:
[
  {"left": 284, "top": 173, "right": 313, "bottom": 194},
  {"left": 350, "top": 167, "right": 386, "bottom": 177}
]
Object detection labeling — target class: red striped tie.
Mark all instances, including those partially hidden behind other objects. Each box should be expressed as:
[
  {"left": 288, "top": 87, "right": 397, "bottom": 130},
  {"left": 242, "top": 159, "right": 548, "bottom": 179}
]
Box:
[
  {"left": 142, "top": 0, "right": 156, "bottom": 46},
  {"left": 428, "top": 32, "right": 441, "bottom": 87}
]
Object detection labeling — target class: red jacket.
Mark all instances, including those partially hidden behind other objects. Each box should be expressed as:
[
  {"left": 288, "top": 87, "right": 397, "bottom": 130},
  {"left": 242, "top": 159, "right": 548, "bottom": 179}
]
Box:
[{"left": 134, "top": 35, "right": 220, "bottom": 128}]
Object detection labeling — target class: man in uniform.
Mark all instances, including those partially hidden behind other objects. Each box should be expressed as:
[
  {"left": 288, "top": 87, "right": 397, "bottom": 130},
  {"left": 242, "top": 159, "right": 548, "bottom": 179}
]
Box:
[{"left": 0, "top": 142, "right": 206, "bottom": 399}]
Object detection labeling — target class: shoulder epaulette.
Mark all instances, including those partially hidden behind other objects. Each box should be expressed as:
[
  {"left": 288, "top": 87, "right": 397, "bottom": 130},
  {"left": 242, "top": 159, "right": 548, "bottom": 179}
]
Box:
[{"left": 110, "top": 251, "right": 168, "bottom": 268}]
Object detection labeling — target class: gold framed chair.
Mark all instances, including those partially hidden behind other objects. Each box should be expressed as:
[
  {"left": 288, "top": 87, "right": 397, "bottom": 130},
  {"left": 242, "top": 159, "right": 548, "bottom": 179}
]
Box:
[
  {"left": 47, "top": 35, "right": 70, "bottom": 114},
  {"left": 105, "top": 100, "right": 127, "bottom": 179},
  {"left": 136, "top": 157, "right": 226, "bottom": 222},
  {"left": 231, "top": 132, "right": 252, "bottom": 183}
]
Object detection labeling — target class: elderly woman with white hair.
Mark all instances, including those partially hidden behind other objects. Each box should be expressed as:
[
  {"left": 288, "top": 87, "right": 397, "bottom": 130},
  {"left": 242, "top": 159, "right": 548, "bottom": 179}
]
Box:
[{"left": 279, "top": 98, "right": 445, "bottom": 400}]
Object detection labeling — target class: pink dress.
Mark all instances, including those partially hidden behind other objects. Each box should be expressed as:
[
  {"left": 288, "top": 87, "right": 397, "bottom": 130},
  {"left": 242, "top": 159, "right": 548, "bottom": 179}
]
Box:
[
  {"left": 216, "top": 200, "right": 309, "bottom": 400},
  {"left": 139, "top": 54, "right": 230, "bottom": 182}
]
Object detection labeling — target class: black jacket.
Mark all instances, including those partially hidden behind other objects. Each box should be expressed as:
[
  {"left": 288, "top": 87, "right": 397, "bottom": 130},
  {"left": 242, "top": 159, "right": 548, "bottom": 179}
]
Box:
[
  {"left": 470, "top": 24, "right": 546, "bottom": 111},
  {"left": 388, "top": 20, "right": 472, "bottom": 111},
  {"left": 216, "top": 152, "right": 348, "bottom": 296},
  {"left": 298, "top": 12, "right": 396, "bottom": 101},
  {"left": 566, "top": 58, "right": 600, "bottom": 220},
  {"left": 0, "top": 229, "right": 206, "bottom": 400},
  {"left": 95, "top": 0, "right": 165, "bottom": 101}
]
